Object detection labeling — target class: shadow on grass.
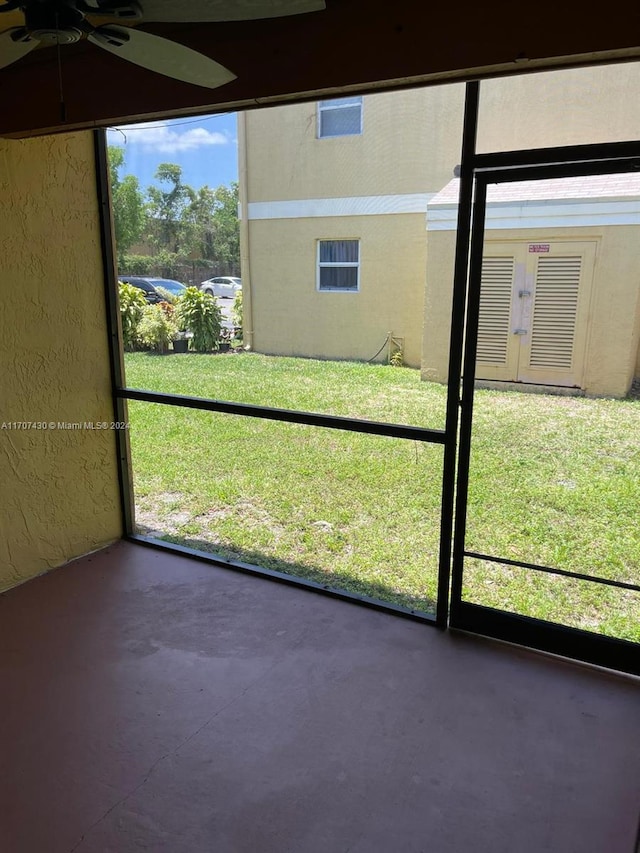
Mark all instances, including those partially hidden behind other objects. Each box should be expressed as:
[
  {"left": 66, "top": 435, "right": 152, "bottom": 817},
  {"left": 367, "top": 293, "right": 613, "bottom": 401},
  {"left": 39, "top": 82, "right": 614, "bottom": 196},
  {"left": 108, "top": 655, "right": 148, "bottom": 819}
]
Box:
[{"left": 134, "top": 525, "right": 437, "bottom": 618}]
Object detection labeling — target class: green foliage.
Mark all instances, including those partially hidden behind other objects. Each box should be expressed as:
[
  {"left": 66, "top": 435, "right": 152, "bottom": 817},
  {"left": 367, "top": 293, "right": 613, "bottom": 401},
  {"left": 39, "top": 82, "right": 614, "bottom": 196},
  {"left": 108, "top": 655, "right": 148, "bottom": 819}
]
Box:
[
  {"left": 185, "top": 182, "right": 240, "bottom": 267},
  {"left": 146, "top": 163, "right": 195, "bottom": 255},
  {"left": 118, "top": 281, "right": 147, "bottom": 350},
  {"left": 120, "top": 254, "right": 155, "bottom": 275},
  {"left": 175, "top": 287, "right": 222, "bottom": 352},
  {"left": 109, "top": 149, "right": 239, "bottom": 275},
  {"left": 108, "top": 147, "right": 145, "bottom": 264},
  {"left": 231, "top": 287, "right": 243, "bottom": 334},
  {"left": 138, "top": 303, "right": 177, "bottom": 353},
  {"left": 389, "top": 337, "right": 405, "bottom": 367},
  {"left": 211, "top": 182, "right": 240, "bottom": 268}
]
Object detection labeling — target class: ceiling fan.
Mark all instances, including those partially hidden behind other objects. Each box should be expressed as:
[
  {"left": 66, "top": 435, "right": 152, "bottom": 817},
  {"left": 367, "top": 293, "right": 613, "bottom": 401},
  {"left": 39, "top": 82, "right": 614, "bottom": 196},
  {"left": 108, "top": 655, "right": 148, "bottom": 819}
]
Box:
[{"left": 0, "top": 0, "right": 326, "bottom": 89}]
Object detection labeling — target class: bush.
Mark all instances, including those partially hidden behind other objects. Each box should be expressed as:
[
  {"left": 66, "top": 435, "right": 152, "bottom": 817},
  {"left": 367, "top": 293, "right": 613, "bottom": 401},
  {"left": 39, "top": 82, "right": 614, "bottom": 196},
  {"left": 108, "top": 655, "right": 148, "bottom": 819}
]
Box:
[
  {"left": 118, "top": 281, "right": 147, "bottom": 350},
  {"left": 175, "top": 287, "right": 222, "bottom": 352},
  {"left": 120, "top": 255, "right": 155, "bottom": 275},
  {"left": 232, "top": 288, "right": 243, "bottom": 336},
  {"left": 138, "top": 303, "right": 177, "bottom": 354}
]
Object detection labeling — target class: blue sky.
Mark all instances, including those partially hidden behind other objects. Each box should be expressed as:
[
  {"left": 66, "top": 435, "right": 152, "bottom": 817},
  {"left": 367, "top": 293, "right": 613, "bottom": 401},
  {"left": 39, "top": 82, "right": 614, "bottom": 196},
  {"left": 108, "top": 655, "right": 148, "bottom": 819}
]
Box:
[{"left": 106, "top": 112, "right": 238, "bottom": 192}]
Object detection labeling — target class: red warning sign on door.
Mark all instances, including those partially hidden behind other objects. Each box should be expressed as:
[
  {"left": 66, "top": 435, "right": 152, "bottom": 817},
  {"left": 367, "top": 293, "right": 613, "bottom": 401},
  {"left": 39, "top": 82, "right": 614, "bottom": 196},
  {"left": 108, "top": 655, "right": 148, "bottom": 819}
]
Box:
[{"left": 529, "top": 244, "right": 550, "bottom": 253}]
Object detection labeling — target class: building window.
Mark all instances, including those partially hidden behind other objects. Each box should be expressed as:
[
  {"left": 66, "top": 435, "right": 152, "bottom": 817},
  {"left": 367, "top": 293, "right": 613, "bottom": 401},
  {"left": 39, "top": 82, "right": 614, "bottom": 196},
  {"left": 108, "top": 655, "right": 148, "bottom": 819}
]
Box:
[
  {"left": 317, "top": 96, "right": 363, "bottom": 138},
  {"left": 317, "top": 240, "right": 360, "bottom": 291}
]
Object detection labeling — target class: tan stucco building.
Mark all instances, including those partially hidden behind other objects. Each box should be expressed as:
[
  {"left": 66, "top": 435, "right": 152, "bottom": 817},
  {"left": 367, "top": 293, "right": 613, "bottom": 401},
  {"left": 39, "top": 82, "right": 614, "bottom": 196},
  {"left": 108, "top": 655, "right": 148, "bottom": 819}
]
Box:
[{"left": 239, "top": 64, "right": 640, "bottom": 397}]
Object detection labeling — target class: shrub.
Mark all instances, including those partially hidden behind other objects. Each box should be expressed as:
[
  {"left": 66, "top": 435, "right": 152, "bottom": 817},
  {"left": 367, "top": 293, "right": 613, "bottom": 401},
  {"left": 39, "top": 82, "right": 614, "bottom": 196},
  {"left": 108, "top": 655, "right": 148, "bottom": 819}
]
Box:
[
  {"left": 118, "top": 281, "right": 146, "bottom": 350},
  {"left": 175, "top": 287, "right": 221, "bottom": 352},
  {"left": 232, "top": 288, "right": 243, "bottom": 335},
  {"left": 157, "top": 300, "right": 176, "bottom": 323},
  {"left": 138, "top": 303, "right": 177, "bottom": 354},
  {"left": 120, "top": 254, "right": 155, "bottom": 275}
]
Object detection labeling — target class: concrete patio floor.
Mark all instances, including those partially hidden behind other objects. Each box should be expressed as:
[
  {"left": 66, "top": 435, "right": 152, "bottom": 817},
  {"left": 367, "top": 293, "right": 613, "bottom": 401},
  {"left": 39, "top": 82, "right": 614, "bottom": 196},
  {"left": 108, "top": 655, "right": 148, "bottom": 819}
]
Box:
[{"left": 0, "top": 541, "right": 638, "bottom": 852}]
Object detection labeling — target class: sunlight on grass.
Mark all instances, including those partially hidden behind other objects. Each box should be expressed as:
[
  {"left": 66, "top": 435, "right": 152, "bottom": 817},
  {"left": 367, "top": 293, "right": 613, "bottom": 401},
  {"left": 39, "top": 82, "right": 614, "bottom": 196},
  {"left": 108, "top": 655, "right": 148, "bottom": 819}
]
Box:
[
  {"left": 125, "top": 352, "right": 639, "bottom": 639},
  {"left": 123, "top": 351, "right": 448, "bottom": 429},
  {"left": 466, "top": 394, "right": 640, "bottom": 577},
  {"left": 130, "top": 402, "right": 443, "bottom": 613}
]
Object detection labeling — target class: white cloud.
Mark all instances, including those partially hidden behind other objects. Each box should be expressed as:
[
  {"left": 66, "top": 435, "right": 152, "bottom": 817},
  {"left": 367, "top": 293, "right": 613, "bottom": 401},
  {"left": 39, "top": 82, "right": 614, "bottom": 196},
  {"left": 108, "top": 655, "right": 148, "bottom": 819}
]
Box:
[{"left": 107, "top": 122, "right": 233, "bottom": 153}]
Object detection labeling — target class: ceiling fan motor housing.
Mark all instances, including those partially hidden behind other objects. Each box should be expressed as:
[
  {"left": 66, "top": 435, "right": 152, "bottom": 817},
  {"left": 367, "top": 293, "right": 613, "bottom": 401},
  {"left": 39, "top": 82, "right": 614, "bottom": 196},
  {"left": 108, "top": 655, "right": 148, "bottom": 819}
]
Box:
[{"left": 24, "top": 0, "right": 84, "bottom": 43}]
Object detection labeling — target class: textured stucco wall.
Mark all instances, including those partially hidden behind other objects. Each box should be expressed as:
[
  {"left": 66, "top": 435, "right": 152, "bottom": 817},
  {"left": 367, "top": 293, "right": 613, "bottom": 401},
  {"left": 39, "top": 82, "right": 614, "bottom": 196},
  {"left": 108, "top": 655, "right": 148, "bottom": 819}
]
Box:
[
  {"left": 420, "top": 230, "right": 456, "bottom": 385},
  {"left": 248, "top": 213, "right": 427, "bottom": 367},
  {"left": 634, "top": 291, "right": 640, "bottom": 379},
  {"left": 582, "top": 227, "right": 640, "bottom": 396},
  {"left": 242, "top": 65, "right": 640, "bottom": 375},
  {"left": 421, "top": 227, "right": 640, "bottom": 397},
  {"left": 244, "top": 85, "right": 465, "bottom": 203},
  {"left": 243, "top": 65, "right": 640, "bottom": 207},
  {"left": 0, "top": 132, "right": 121, "bottom": 591},
  {"left": 476, "top": 63, "right": 640, "bottom": 153}
]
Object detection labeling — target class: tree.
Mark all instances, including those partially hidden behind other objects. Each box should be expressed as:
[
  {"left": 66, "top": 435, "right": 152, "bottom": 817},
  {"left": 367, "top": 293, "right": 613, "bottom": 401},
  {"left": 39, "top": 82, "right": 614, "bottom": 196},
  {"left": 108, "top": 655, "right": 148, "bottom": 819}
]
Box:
[
  {"left": 210, "top": 181, "right": 240, "bottom": 271},
  {"left": 146, "top": 162, "right": 196, "bottom": 255},
  {"left": 184, "top": 185, "right": 217, "bottom": 259},
  {"left": 108, "top": 151, "right": 240, "bottom": 277},
  {"left": 183, "top": 181, "right": 240, "bottom": 271},
  {"left": 107, "top": 146, "right": 146, "bottom": 265}
]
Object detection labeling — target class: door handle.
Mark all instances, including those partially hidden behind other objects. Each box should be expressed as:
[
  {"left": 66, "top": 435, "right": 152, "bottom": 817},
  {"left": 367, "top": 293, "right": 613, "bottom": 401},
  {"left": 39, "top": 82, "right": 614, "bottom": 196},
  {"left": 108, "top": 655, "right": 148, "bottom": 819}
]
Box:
[{"left": 513, "top": 329, "right": 527, "bottom": 335}]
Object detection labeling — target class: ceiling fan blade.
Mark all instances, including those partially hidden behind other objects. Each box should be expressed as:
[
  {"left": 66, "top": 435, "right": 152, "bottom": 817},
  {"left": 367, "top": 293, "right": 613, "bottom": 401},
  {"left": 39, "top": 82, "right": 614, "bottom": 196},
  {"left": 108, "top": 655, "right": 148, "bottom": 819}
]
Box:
[
  {"left": 88, "top": 26, "right": 236, "bottom": 88},
  {"left": 138, "top": 0, "right": 325, "bottom": 23},
  {"left": 0, "top": 28, "right": 37, "bottom": 71}
]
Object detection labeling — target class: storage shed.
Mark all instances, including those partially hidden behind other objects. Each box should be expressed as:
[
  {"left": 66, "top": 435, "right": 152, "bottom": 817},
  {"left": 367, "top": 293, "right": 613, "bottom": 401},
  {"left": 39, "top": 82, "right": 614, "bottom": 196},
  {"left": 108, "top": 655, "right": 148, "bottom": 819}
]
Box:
[{"left": 423, "top": 174, "right": 640, "bottom": 397}]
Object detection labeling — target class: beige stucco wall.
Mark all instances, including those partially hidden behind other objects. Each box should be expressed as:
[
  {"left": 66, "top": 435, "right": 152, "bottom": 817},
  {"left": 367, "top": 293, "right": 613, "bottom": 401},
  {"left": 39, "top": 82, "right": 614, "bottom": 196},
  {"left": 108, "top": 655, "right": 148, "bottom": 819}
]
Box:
[
  {"left": 477, "top": 63, "right": 640, "bottom": 153},
  {"left": 241, "top": 65, "right": 640, "bottom": 374},
  {"left": 584, "top": 227, "right": 640, "bottom": 396},
  {"left": 244, "top": 84, "right": 465, "bottom": 202},
  {"left": 634, "top": 280, "right": 640, "bottom": 378},
  {"left": 243, "top": 64, "right": 640, "bottom": 207},
  {"left": 422, "top": 227, "right": 640, "bottom": 398},
  {"left": 248, "top": 214, "right": 427, "bottom": 367},
  {"left": 420, "top": 230, "right": 456, "bottom": 385},
  {"left": 0, "top": 132, "right": 121, "bottom": 592}
]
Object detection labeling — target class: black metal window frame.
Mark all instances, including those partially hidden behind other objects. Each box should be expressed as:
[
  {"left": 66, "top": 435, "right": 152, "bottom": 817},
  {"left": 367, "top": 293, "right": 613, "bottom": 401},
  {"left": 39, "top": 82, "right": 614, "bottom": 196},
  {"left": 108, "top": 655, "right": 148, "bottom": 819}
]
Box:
[
  {"left": 448, "top": 89, "right": 640, "bottom": 675},
  {"left": 96, "top": 79, "right": 640, "bottom": 674},
  {"left": 95, "top": 126, "right": 452, "bottom": 627}
]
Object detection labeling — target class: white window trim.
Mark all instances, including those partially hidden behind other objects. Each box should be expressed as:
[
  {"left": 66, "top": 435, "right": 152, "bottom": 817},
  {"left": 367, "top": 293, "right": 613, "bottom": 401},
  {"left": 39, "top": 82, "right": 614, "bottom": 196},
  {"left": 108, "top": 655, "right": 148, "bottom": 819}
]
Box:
[
  {"left": 317, "top": 97, "right": 363, "bottom": 138},
  {"left": 316, "top": 240, "right": 360, "bottom": 292}
]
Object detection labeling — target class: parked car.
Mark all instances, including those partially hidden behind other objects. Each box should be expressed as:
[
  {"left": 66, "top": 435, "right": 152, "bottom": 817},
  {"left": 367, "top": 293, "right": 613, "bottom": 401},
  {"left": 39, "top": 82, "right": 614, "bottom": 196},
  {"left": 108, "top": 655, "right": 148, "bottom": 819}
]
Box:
[
  {"left": 200, "top": 276, "right": 242, "bottom": 298},
  {"left": 119, "top": 276, "right": 187, "bottom": 303}
]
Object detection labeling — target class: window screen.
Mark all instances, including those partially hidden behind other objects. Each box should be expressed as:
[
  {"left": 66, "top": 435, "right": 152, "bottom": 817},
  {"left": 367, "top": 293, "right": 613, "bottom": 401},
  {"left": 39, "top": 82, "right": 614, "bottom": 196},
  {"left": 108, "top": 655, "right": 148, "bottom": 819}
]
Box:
[{"left": 318, "top": 97, "right": 363, "bottom": 138}]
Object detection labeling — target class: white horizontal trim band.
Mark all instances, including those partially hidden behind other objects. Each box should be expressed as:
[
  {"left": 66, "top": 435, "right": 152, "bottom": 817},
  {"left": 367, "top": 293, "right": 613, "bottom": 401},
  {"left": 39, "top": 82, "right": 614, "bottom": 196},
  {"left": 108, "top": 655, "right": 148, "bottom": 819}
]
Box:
[
  {"left": 248, "top": 193, "right": 435, "bottom": 220},
  {"left": 427, "top": 198, "right": 640, "bottom": 231}
]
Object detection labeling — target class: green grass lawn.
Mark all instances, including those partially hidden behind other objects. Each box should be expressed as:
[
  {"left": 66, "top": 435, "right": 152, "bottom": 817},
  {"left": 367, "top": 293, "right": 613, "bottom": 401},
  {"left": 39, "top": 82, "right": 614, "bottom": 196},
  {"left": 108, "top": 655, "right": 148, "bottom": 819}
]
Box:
[{"left": 124, "top": 352, "right": 640, "bottom": 641}]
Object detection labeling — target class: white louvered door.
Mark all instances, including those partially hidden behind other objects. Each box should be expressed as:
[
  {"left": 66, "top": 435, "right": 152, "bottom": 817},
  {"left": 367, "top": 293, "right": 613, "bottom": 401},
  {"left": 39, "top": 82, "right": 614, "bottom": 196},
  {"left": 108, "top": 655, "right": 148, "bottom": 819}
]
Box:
[
  {"left": 518, "top": 242, "right": 596, "bottom": 386},
  {"left": 475, "top": 249, "right": 521, "bottom": 381},
  {"left": 476, "top": 241, "right": 596, "bottom": 388}
]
